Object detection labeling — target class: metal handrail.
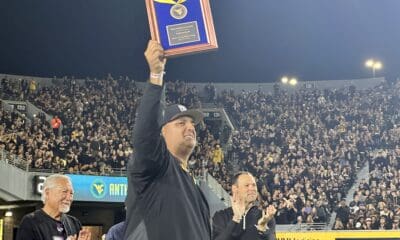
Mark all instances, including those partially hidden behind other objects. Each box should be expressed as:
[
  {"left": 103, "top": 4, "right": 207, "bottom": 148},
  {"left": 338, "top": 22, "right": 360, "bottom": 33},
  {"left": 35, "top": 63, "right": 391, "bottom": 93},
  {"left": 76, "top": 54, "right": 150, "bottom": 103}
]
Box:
[
  {"left": 276, "top": 222, "right": 330, "bottom": 231},
  {"left": 0, "top": 149, "right": 128, "bottom": 176}
]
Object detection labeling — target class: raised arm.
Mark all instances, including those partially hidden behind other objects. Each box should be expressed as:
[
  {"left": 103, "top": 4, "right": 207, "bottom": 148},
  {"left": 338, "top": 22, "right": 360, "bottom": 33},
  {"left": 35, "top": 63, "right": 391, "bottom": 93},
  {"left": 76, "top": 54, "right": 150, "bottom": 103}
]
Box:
[
  {"left": 145, "top": 40, "right": 166, "bottom": 87},
  {"left": 129, "top": 40, "right": 167, "bottom": 177}
]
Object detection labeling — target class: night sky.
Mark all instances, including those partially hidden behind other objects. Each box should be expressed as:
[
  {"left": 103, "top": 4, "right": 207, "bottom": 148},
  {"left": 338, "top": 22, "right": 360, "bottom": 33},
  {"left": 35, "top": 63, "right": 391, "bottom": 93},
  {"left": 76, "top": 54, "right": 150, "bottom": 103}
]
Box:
[{"left": 1, "top": 0, "right": 400, "bottom": 82}]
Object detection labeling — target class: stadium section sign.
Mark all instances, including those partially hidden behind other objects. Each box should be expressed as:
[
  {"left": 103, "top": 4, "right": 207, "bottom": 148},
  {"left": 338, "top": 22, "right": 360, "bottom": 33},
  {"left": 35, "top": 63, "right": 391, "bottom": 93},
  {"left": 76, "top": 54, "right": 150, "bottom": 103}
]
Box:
[
  {"left": 67, "top": 175, "right": 127, "bottom": 202},
  {"left": 34, "top": 175, "right": 47, "bottom": 195},
  {"left": 34, "top": 175, "right": 127, "bottom": 202}
]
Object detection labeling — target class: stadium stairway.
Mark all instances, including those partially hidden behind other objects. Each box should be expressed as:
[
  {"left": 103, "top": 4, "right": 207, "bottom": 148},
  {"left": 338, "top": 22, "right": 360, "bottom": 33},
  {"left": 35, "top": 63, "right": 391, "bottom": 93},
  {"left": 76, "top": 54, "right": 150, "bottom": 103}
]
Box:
[{"left": 327, "top": 161, "right": 370, "bottom": 228}]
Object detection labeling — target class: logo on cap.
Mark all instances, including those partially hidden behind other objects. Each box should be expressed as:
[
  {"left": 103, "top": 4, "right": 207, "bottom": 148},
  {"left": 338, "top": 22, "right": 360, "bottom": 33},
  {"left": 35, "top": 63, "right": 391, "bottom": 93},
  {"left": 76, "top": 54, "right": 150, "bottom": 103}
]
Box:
[{"left": 177, "top": 105, "right": 187, "bottom": 112}]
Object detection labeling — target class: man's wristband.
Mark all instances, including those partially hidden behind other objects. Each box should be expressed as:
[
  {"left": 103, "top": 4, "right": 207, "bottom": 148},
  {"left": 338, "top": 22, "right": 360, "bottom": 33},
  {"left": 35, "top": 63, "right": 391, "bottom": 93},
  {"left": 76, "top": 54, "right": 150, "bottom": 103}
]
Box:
[{"left": 150, "top": 72, "right": 165, "bottom": 80}]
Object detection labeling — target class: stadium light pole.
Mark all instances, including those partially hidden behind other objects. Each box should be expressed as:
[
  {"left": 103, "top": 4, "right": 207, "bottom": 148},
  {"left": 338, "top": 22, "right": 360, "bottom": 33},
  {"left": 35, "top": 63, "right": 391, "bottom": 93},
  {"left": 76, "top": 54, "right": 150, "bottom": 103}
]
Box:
[{"left": 365, "top": 59, "right": 382, "bottom": 78}]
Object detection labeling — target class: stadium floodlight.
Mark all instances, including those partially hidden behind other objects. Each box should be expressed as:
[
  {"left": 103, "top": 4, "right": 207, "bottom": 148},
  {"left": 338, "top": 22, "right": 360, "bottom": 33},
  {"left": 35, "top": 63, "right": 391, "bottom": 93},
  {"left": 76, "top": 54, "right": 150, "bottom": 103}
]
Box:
[
  {"left": 289, "top": 78, "right": 298, "bottom": 86},
  {"left": 374, "top": 61, "right": 382, "bottom": 70},
  {"left": 365, "top": 59, "right": 382, "bottom": 78},
  {"left": 281, "top": 76, "right": 289, "bottom": 84},
  {"left": 365, "top": 59, "right": 374, "bottom": 68}
]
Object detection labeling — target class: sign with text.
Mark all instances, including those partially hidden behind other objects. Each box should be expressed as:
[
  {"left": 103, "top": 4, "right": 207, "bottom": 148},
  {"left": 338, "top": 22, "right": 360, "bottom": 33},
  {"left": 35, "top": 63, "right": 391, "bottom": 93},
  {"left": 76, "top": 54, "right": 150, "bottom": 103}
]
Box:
[
  {"left": 66, "top": 175, "right": 127, "bottom": 202},
  {"left": 34, "top": 174, "right": 127, "bottom": 202}
]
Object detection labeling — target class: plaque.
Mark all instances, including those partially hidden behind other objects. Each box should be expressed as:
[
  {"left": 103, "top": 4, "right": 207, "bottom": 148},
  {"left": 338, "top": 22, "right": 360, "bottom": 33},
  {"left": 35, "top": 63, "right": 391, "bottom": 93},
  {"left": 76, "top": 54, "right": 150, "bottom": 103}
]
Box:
[{"left": 145, "top": 0, "right": 218, "bottom": 57}]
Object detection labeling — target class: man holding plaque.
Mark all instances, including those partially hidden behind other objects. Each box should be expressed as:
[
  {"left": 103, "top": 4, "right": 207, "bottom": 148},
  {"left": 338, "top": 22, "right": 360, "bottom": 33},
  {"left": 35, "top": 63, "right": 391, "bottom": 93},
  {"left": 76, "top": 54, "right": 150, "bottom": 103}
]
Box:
[{"left": 124, "top": 40, "right": 211, "bottom": 240}]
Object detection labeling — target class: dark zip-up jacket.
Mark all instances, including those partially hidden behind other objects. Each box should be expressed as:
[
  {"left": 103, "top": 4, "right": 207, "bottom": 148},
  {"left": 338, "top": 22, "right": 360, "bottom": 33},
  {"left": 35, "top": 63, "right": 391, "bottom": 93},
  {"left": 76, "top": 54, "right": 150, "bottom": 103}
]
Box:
[
  {"left": 212, "top": 206, "right": 276, "bottom": 240},
  {"left": 124, "top": 83, "right": 211, "bottom": 240}
]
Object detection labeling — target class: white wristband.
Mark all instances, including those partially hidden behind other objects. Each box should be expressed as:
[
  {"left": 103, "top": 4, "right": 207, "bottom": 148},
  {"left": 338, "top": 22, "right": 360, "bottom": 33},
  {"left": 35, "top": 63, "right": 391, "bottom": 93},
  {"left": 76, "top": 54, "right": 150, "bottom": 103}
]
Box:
[{"left": 150, "top": 72, "right": 165, "bottom": 80}]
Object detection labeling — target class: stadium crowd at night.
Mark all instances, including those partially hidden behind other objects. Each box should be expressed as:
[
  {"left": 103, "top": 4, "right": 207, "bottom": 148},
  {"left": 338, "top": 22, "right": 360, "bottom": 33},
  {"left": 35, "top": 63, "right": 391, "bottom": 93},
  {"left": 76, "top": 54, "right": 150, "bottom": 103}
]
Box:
[{"left": 1, "top": 75, "right": 400, "bottom": 230}]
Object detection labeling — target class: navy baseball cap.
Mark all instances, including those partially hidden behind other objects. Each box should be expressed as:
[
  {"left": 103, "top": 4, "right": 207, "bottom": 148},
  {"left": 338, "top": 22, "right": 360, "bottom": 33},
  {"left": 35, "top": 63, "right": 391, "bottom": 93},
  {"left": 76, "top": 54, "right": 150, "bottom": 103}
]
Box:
[{"left": 159, "top": 104, "right": 204, "bottom": 128}]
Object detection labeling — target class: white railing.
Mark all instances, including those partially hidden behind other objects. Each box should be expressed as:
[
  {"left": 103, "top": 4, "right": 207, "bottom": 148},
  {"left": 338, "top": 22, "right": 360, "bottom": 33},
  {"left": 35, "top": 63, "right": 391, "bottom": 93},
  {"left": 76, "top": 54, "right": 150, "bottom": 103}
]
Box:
[
  {"left": 0, "top": 149, "right": 128, "bottom": 176},
  {"left": 205, "top": 173, "right": 230, "bottom": 207},
  {"left": 0, "top": 149, "right": 29, "bottom": 171}
]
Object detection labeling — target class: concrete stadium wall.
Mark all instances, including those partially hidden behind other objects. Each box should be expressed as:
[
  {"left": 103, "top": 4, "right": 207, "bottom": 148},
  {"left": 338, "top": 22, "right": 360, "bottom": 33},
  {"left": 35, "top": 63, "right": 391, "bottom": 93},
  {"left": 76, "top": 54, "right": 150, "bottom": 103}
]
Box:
[{"left": 1, "top": 73, "right": 385, "bottom": 94}]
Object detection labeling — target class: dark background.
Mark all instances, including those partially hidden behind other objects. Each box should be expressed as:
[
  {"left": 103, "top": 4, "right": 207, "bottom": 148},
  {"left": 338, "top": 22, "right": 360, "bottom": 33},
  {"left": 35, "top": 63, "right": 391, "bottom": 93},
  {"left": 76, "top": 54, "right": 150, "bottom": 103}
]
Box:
[{"left": 1, "top": 0, "right": 400, "bottom": 82}]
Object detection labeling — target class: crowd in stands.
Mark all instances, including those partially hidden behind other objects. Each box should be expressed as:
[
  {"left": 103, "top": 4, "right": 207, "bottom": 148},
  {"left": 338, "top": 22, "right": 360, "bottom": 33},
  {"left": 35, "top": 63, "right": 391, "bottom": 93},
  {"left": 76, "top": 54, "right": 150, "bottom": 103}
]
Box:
[
  {"left": 0, "top": 76, "right": 211, "bottom": 175},
  {"left": 334, "top": 148, "right": 400, "bottom": 230},
  {"left": 1, "top": 75, "right": 400, "bottom": 229},
  {"left": 207, "top": 82, "right": 400, "bottom": 227},
  {"left": 2, "top": 76, "right": 137, "bottom": 174}
]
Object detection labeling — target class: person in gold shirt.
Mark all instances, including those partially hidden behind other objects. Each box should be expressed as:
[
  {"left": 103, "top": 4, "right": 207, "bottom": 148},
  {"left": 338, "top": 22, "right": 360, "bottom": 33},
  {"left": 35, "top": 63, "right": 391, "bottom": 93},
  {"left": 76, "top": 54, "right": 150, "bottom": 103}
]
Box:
[{"left": 212, "top": 144, "right": 224, "bottom": 166}]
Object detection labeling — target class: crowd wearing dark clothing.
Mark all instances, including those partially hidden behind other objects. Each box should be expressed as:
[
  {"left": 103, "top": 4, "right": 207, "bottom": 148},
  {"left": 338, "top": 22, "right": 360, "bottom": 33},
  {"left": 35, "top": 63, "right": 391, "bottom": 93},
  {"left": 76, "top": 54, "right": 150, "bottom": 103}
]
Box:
[
  {"left": 334, "top": 149, "right": 400, "bottom": 230},
  {"left": 209, "top": 82, "right": 400, "bottom": 225},
  {"left": 2, "top": 75, "right": 400, "bottom": 228},
  {"left": 1, "top": 76, "right": 139, "bottom": 174}
]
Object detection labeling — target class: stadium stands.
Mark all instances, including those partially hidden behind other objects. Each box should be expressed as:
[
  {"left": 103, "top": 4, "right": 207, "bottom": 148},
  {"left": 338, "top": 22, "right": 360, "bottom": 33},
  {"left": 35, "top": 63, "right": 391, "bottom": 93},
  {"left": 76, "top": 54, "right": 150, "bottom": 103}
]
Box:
[{"left": 1, "top": 74, "right": 400, "bottom": 230}]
